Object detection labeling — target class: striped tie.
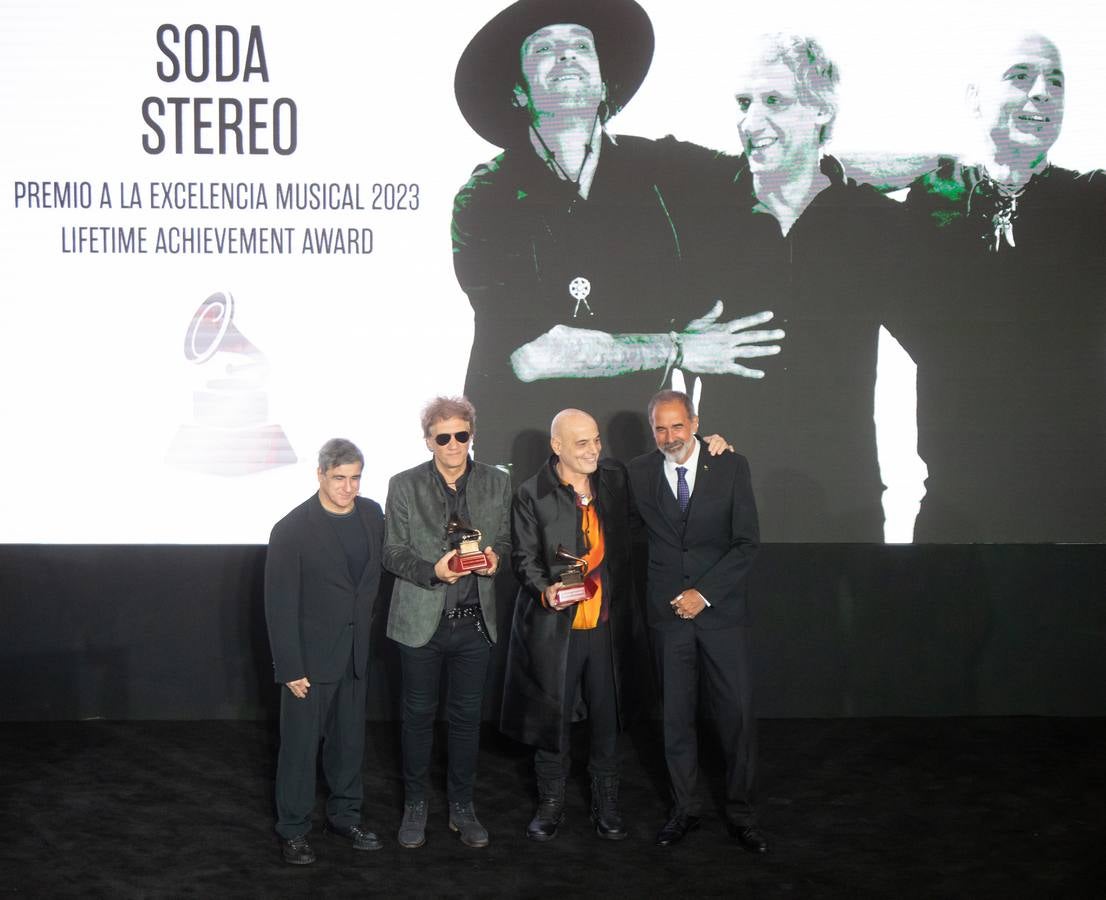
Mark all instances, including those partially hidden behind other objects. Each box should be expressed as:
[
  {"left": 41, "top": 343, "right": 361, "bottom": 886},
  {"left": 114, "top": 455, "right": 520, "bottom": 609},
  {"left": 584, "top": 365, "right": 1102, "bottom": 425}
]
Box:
[{"left": 676, "top": 466, "right": 690, "bottom": 513}]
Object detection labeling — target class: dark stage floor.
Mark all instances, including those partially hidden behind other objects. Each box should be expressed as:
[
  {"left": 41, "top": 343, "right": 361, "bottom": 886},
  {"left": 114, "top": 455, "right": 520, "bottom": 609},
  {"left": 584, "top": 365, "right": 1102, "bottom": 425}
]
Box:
[{"left": 1, "top": 717, "right": 1100, "bottom": 897}]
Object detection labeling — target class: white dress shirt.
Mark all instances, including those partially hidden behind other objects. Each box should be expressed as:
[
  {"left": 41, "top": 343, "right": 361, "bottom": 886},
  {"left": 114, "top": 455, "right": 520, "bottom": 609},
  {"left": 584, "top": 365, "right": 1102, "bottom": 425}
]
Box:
[
  {"left": 662, "top": 435, "right": 701, "bottom": 501},
  {"left": 661, "top": 438, "right": 712, "bottom": 607}
]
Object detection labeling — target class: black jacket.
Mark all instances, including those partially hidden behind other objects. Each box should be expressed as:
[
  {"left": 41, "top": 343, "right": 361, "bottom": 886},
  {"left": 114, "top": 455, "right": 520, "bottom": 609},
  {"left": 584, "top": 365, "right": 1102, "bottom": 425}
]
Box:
[
  {"left": 264, "top": 494, "right": 384, "bottom": 684},
  {"left": 628, "top": 440, "right": 759, "bottom": 631},
  {"left": 453, "top": 135, "right": 690, "bottom": 475}
]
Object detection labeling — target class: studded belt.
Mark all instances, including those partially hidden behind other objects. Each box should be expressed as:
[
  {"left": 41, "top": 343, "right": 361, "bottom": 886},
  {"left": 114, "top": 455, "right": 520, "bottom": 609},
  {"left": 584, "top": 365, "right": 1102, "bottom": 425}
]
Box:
[
  {"left": 444, "top": 603, "right": 491, "bottom": 645},
  {"left": 444, "top": 603, "right": 481, "bottom": 620}
]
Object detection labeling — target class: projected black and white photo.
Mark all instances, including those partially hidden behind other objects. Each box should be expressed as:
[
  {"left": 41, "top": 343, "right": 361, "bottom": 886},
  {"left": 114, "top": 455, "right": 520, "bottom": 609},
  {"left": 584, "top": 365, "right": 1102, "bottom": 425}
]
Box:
[
  {"left": 0, "top": 0, "right": 1102, "bottom": 544},
  {"left": 451, "top": 1, "right": 1105, "bottom": 544},
  {"left": 895, "top": 30, "right": 1105, "bottom": 543},
  {"left": 452, "top": 0, "right": 784, "bottom": 485}
]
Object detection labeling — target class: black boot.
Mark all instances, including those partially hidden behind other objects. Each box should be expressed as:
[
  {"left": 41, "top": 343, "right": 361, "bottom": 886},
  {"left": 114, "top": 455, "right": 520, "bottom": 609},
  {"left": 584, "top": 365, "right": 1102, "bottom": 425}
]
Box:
[
  {"left": 526, "top": 777, "right": 566, "bottom": 842},
  {"left": 590, "top": 775, "right": 627, "bottom": 840}
]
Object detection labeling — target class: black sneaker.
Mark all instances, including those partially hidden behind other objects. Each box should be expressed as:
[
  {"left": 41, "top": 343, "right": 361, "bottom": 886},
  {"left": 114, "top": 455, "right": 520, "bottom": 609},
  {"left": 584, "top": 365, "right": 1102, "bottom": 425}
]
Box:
[
  {"left": 398, "top": 799, "right": 428, "bottom": 849},
  {"left": 448, "top": 801, "right": 489, "bottom": 848},
  {"left": 323, "top": 821, "right": 383, "bottom": 851},
  {"left": 281, "top": 834, "right": 316, "bottom": 865}
]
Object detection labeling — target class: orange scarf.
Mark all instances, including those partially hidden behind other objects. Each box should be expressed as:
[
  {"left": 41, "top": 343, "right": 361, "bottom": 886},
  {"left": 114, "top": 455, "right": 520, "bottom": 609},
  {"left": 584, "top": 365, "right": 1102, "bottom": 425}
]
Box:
[{"left": 572, "top": 501, "right": 604, "bottom": 630}]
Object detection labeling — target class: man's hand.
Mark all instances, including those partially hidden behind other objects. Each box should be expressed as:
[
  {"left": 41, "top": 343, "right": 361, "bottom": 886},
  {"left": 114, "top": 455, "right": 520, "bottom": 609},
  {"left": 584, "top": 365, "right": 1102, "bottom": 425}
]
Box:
[
  {"left": 433, "top": 550, "right": 467, "bottom": 584},
  {"left": 680, "top": 302, "right": 785, "bottom": 378},
  {"left": 542, "top": 584, "right": 560, "bottom": 608},
  {"left": 703, "top": 433, "right": 735, "bottom": 456},
  {"left": 670, "top": 589, "right": 707, "bottom": 620},
  {"left": 542, "top": 583, "right": 569, "bottom": 609},
  {"left": 474, "top": 547, "right": 498, "bottom": 576},
  {"left": 286, "top": 677, "right": 311, "bottom": 699}
]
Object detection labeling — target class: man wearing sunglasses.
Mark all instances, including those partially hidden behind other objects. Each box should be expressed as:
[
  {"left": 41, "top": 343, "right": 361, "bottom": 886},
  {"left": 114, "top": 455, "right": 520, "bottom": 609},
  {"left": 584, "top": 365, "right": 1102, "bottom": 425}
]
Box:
[{"left": 383, "top": 396, "right": 513, "bottom": 850}]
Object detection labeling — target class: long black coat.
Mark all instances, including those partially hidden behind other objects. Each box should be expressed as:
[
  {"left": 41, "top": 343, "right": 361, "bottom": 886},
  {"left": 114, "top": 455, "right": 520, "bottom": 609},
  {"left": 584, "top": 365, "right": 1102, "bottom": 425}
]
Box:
[{"left": 501, "top": 457, "right": 634, "bottom": 752}]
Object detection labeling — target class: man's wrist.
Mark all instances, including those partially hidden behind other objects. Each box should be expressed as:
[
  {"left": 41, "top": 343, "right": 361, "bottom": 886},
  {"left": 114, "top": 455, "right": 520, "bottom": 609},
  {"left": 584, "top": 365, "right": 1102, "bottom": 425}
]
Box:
[{"left": 418, "top": 558, "right": 439, "bottom": 588}]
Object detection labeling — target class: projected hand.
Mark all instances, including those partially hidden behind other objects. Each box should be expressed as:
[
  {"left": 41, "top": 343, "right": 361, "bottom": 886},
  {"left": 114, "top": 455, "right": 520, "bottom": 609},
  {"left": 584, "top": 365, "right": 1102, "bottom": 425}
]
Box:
[
  {"left": 680, "top": 302, "right": 784, "bottom": 377},
  {"left": 286, "top": 677, "right": 311, "bottom": 699}
]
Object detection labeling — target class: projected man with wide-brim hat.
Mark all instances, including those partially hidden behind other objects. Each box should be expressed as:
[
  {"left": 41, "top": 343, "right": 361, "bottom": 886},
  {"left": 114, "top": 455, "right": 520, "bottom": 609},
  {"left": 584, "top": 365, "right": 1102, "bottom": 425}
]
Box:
[{"left": 452, "top": 0, "right": 782, "bottom": 480}]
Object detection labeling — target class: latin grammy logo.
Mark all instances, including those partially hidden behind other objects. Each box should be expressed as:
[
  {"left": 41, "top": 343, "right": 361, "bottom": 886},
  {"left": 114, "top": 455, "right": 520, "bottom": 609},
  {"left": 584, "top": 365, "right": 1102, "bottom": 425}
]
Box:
[{"left": 166, "top": 291, "right": 296, "bottom": 476}]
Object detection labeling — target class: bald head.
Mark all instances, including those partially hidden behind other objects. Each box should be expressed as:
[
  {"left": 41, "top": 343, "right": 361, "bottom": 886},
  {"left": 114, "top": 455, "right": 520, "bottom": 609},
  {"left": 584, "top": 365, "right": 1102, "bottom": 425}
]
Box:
[
  {"left": 967, "top": 29, "right": 1061, "bottom": 86},
  {"left": 550, "top": 408, "right": 601, "bottom": 479},
  {"left": 551, "top": 408, "right": 595, "bottom": 439},
  {"left": 967, "top": 30, "right": 1064, "bottom": 165}
]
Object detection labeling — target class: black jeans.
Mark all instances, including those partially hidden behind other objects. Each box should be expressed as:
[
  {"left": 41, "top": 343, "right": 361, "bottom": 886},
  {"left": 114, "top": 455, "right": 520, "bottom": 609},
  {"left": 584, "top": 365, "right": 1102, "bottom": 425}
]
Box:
[
  {"left": 397, "top": 613, "right": 491, "bottom": 804},
  {"left": 534, "top": 620, "right": 619, "bottom": 781}
]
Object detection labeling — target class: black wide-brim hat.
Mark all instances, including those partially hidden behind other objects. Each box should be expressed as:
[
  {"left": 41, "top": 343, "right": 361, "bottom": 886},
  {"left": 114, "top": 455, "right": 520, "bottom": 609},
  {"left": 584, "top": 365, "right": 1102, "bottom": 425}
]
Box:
[{"left": 455, "top": 0, "right": 655, "bottom": 148}]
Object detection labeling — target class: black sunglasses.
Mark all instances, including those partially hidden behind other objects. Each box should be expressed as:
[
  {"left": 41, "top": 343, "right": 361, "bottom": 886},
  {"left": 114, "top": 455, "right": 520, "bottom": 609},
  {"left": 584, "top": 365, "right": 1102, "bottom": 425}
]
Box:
[{"left": 433, "top": 431, "right": 471, "bottom": 446}]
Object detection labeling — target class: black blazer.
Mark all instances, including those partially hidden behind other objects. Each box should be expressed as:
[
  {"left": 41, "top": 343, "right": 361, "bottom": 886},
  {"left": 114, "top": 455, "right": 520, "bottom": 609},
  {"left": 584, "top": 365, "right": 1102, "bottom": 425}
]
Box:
[
  {"left": 629, "top": 439, "right": 759, "bottom": 631},
  {"left": 264, "top": 494, "right": 384, "bottom": 684}
]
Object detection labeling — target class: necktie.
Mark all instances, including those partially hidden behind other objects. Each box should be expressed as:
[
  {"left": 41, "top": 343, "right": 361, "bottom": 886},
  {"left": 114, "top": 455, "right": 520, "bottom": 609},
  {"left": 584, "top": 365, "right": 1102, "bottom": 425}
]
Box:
[{"left": 676, "top": 466, "right": 690, "bottom": 513}]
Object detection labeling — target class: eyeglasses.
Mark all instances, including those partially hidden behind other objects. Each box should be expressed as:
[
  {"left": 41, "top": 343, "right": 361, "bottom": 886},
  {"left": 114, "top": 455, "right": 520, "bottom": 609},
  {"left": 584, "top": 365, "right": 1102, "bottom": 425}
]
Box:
[{"left": 433, "top": 431, "right": 471, "bottom": 446}]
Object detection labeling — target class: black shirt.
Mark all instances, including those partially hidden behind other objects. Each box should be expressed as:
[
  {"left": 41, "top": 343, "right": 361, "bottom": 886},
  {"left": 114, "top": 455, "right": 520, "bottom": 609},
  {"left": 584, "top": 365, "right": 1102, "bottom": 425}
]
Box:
[
  {"left": 324, "top": 503, "right": 369, "bottom": 585},
  {"left": 432, "top": 460, "right": 480, "bottom": 610}
]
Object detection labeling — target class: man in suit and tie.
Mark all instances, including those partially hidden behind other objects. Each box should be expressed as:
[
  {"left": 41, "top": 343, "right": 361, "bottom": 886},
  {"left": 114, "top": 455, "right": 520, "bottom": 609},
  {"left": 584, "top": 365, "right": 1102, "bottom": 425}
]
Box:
[
  {"left": 264, "top": 438, "right": 385, "bottom": 865},
  {"left": 628, "top": 390, "right": 767, "bottom": 853}
]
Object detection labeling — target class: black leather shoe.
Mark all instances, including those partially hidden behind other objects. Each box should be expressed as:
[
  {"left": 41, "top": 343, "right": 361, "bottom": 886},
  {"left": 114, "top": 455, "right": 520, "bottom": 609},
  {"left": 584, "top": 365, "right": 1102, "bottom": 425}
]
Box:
[
  {"left": 733, "top": 824, "right": 769, "bottom": 854},
  {"left": 281, "top": 835, "right": 316, "bottom": 865},
  {"left": 655, "top": 814, "right": 701, "bottom": 846},
  {"left": 323, "top": 821, "right": 383, "bottom": 851}
]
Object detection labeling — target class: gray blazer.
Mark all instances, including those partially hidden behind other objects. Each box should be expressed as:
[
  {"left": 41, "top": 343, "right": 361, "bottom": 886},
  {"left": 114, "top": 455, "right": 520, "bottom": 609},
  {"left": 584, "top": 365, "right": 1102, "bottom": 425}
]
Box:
[{"left": 383, "top": 459, "right": 512, "bottom": 647}]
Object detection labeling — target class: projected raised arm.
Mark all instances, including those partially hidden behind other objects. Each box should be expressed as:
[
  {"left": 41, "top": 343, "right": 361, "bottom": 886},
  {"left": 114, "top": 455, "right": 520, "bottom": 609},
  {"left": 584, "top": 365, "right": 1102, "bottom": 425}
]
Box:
[{"left": 509, "top": 302, "right": 784, "bottom": 382}]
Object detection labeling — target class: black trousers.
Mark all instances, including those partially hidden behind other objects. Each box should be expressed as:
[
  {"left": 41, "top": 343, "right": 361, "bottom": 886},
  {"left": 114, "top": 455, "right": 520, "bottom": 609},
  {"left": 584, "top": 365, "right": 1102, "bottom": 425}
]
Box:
[
  {"left": 534, "top": 620, "right": 619, "bottom": 781},
  {"left": 652, "top": 623, "right": 757, "bottom": 825},
  {"left": 397, "top": 613, "right": 491, "bottom": 804},
  {"left": 274, "top": 656, "right": 366, "bottom": 839}
]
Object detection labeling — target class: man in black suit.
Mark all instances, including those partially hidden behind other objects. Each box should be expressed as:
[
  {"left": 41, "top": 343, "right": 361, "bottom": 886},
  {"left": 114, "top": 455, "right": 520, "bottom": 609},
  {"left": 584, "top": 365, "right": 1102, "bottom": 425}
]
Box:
[
  {"left": 628, "top": 391, "right": 767, "bottom": 853},
  {"left": 264, "top": 438, "right": 385, "bottom": 865}
]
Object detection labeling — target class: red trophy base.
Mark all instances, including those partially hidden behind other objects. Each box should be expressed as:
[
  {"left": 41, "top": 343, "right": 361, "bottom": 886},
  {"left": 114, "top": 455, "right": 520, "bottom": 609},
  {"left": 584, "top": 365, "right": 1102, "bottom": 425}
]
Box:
[
  {"left": 449, "top": 550, "right": 490, "bottom": 573},
  {"left": 552, "top": 576, "right": 598, "bottom": 609}
]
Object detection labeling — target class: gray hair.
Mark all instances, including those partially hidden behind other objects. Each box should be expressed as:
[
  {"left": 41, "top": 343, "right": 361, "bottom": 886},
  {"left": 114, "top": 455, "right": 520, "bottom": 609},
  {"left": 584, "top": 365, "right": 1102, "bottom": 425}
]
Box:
[
  {"left": 317, "top": 437, "right": 364, "bottom": 473},
  {"left": 420, "top": 395, "right": 476, "bottom": 437},
  {"left": 648, "top": 389, "right": 696, "bottom": 424},
  {"left": 757, "top": 33, "right": 839, "bottom": 144}
]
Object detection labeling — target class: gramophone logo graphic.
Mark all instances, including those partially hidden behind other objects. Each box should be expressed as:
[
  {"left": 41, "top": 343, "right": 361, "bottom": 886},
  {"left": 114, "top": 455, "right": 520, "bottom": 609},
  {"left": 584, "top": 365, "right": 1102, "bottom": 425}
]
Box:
[{"left": 166, "top": 291, "right": 296, "bottom": 475}]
